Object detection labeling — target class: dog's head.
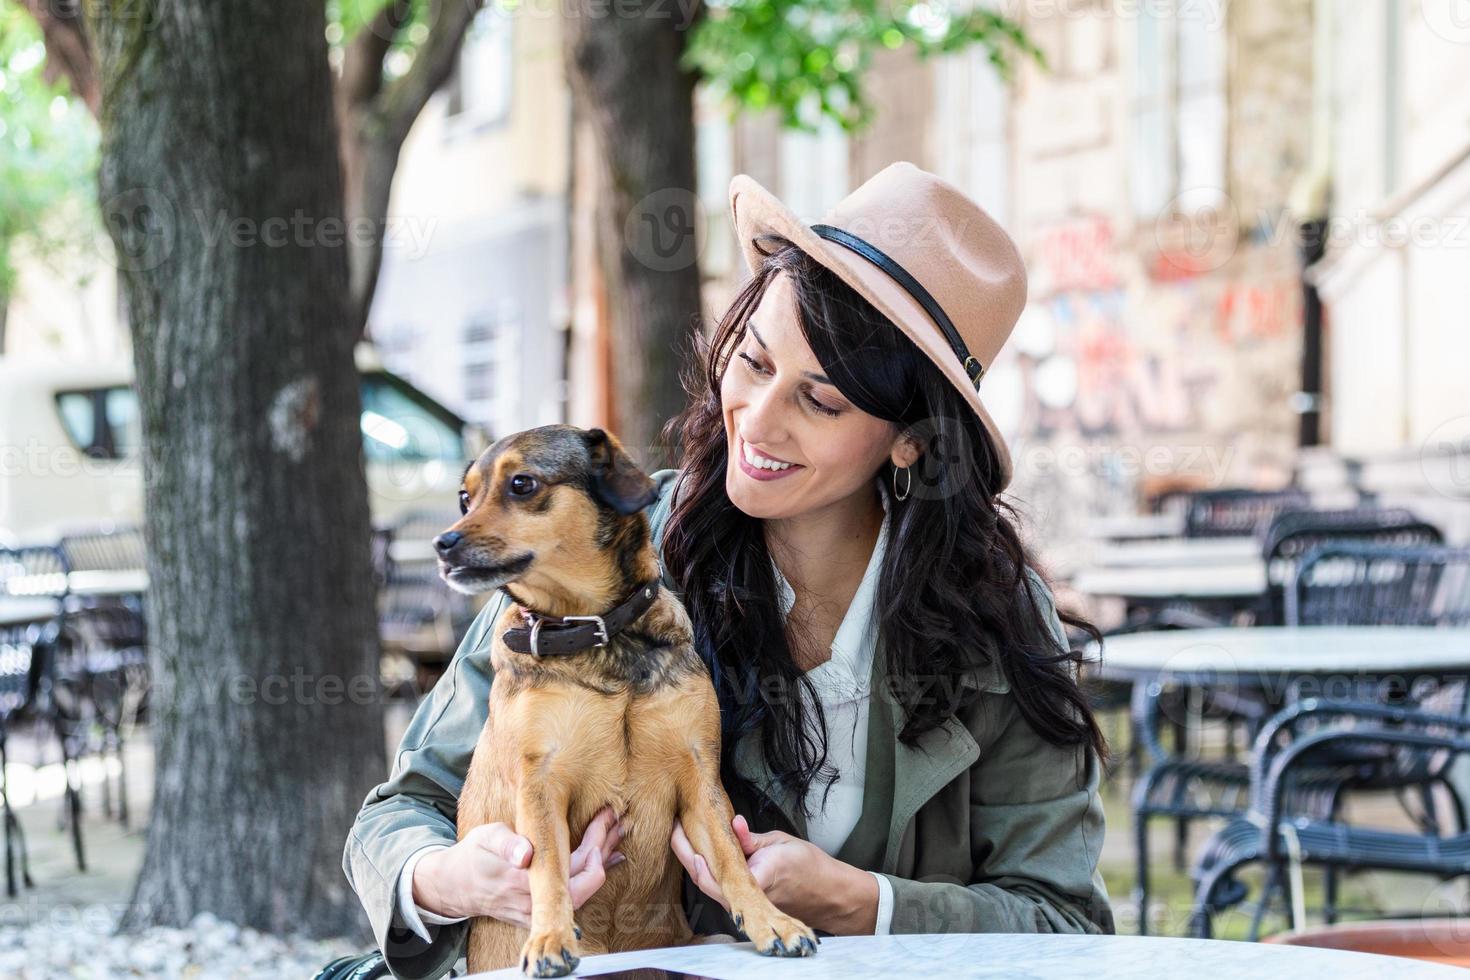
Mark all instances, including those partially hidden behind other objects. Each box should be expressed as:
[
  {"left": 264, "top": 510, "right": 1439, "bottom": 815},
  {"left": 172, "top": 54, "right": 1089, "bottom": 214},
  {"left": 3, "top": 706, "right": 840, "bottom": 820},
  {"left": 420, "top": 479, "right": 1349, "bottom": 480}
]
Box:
[{"left": 433, "top": 424, "right": 660, "bottom": 606}]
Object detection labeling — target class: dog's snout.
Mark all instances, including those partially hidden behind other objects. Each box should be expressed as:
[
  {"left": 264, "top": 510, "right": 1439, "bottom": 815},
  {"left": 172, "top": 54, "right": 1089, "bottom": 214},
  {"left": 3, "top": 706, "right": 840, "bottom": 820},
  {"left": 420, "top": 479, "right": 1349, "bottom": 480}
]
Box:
[{"left": 433, "top": 530, "right": 464, "bottom": 555}]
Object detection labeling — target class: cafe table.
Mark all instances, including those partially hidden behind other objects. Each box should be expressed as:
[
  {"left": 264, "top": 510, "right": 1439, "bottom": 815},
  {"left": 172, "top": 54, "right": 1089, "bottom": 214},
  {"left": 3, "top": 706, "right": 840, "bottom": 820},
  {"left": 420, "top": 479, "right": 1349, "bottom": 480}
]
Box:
[
  {"left": 1085, "top": 513, "right": 1184, "bottom": 542},
  {"left": 1086, "top": 626, "right": 1470, "bottom": 687},
  {"left": 1091, "top": 536, "right": 1259, "bottom": 569},
  {"left": 1085, "top": 626, "right": 1470, "bottom": 760},
  {"left": 1072, "top": 562, "right": 1266, "bottom": 606},
  {"left": 464, "top": 932, "right": 1467, "bottom": 978}
]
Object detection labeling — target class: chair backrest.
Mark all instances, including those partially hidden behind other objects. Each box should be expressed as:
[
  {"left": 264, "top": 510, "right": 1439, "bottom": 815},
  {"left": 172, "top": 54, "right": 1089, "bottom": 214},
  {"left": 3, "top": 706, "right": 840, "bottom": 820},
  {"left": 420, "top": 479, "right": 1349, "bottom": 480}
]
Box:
[
  {"left": 57, "top": 524, "right": 147, "bottom": 573},
  {"left": 1285, "top": 542, "right": 1470, "bottom": 777},
  {"left": 1287, "top": 541, "right": 1470, "bottom": 628},
  {"left": 0, "top": 545, "right": 70, "bottom": 600},
  {"left": 377, "top": 509, "right": 472, "bottom": 656},
  {"left": 0, "top": 546, "right": 68, "bottom": 721},
  {"left": 1183, "top": 487, "right": 1312, "bottom": 538},
  {"left": 391, "top": 509, "right": 461, "bottom": 550},
  {"left": 1257, "top": 507, "right": 1443, "bottom": 626}
]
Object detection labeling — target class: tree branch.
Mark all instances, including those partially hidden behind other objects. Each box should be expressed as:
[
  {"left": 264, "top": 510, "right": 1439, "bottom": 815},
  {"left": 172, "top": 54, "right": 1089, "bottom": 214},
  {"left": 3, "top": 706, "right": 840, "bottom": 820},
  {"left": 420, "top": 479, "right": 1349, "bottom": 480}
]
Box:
[
  {"left": 337, "top": 0, "right": 410, "bottom": 117},
  {"left": 19, "top": 0, "right": 99, "bottom": 114},
  {"left": 376, "top": 0, "right": 485, "bottom": 145}
]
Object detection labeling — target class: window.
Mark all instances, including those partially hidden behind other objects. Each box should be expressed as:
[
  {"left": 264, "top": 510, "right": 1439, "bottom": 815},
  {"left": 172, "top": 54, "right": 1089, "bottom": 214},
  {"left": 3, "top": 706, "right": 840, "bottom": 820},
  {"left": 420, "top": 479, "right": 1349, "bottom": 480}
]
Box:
[
  {"left": 360, "top": 373, "right": 467, "bottom": 463},
  {"left": 778, "top": 115, "right": 850, "bottom": 223},
  {"left": 460, "top": 305, "right": 519, "bottom": 429},
  {"left": 105, "top": 387, "right": 142, "bottom": 457},
  {"left": 1132, "top": 1, "right": 1227, "bottom": 217},
  {"left": 696, "top": 94, "right": 735, "bottom": 278},
  {"left": 56, "top": 390, "right": 103, "bottom": 457},
  {"left": 55, "top": 387, "right": 138, "bottom": 460},
  {"left": 935, "top": 42, "right": 1011, "bottom": 227},
  {"left": 446, "top": 5, "right": 514, "bottom": 126},
  {"left": 56, "top": 380, "right": 464, "bottom": 464}
]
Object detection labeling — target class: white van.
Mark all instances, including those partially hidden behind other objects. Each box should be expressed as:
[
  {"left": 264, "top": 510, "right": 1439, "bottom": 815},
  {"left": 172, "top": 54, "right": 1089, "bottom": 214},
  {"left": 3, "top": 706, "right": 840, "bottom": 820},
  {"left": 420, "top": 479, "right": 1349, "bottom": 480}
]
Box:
[{"left": 0, "top": 345, "right": 485, "bottom": 543}]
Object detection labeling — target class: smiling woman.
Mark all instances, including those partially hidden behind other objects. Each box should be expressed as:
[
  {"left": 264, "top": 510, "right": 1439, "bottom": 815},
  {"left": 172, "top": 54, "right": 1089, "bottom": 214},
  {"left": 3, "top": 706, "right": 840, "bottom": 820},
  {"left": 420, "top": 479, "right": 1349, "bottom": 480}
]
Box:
[{"left": 654, "top": 163, "right": 1114, "bottom": 943}]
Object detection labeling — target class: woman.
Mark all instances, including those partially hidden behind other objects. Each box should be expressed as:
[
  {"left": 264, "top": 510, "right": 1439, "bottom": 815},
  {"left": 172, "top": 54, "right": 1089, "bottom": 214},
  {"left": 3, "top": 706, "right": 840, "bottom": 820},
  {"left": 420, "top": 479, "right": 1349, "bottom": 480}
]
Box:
[{"left": 342, "top": 162, "right": 1114, "bottom": 980}]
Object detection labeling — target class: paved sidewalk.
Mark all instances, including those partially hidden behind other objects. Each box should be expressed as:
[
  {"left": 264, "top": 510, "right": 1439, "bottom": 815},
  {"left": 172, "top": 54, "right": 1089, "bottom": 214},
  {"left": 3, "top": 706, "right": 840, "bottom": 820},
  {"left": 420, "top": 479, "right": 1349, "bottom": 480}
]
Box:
[{"left": 2, "top": 716, "right": 151, "bottom": 922}]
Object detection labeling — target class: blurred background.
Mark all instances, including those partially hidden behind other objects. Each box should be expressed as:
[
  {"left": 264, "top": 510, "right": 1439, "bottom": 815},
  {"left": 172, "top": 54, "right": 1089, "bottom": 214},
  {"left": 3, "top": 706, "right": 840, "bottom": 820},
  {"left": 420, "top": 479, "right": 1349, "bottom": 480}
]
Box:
[{"left": 2, "top": 0, "right": 1470, "bottom": 975}]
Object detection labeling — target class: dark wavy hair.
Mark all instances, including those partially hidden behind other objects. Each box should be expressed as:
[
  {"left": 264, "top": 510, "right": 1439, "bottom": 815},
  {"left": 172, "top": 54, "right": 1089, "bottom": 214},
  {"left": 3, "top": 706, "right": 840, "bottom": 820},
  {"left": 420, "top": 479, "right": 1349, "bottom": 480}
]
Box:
[{"left": 658, "top": 234, "right": 1108, "bottom": 821}]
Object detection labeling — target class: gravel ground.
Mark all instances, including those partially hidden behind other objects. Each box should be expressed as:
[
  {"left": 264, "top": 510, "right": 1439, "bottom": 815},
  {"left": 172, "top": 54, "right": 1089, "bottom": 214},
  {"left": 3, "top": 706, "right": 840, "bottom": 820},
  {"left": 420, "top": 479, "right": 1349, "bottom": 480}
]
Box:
[{"left": 0, "top": 911, "right": 361, "bottom": 979}]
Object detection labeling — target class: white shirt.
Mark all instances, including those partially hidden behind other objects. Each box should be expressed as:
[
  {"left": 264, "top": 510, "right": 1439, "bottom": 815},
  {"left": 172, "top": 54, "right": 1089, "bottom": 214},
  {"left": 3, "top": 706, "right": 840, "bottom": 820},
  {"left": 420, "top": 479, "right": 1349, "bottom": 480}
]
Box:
[{"left": 394, "top": 481, "right": 895, "bottom": 940}]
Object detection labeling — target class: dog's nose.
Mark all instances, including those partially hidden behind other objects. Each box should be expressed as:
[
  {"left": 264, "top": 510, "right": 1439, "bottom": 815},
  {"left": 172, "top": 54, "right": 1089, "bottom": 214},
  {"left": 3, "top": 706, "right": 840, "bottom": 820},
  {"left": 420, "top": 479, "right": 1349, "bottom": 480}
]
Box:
[{"left": 433, "top": 530, "right": 464, "bottom": 555}]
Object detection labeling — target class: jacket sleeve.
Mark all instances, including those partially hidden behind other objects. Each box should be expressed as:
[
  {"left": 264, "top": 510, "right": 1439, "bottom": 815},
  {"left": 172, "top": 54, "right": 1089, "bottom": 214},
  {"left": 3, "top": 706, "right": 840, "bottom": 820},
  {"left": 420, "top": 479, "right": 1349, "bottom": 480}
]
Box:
[
  {"left": 341, "top": 589, "right": 509, "bottom": 980},
  {"left": 878, "top": 568, "right": 1115, "bottom": 935}
]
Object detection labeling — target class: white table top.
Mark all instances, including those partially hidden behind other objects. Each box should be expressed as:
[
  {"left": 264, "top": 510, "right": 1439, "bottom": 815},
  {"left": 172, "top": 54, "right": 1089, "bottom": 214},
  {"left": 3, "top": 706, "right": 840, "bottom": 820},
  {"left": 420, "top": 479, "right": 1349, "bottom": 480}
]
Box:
[
  {"left": 465, "top": 932, "right": 1465, "bottom": 978},
  {"left": 1073, "top": 561, "right": 1266, "bottom": 599},
  {"left": 1087, "top": 626, "right": 1470, "bottom": 680},
  {"left": 0, "top": 596, "right": 61, "bottom": 626},
  {"left": 1093, "top": 536, "right": 1259, "bottom": 568},
  {"left": 1085, "top": 513, "right": 1184, "bottom": 541},
  {"left": 66, "top": 569, "right": 148, "bottom": 596},
  {"left": 2, "top": 569, "right": 148, "bottom": 600}
]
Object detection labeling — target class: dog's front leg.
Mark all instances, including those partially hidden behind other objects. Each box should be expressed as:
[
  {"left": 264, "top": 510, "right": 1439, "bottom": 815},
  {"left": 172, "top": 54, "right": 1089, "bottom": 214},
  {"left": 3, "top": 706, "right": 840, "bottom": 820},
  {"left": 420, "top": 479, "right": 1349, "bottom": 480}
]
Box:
[
  {"left": 675, "top": 748, "right": 818, "bottom": 958},
  {"left": 515, "top": 753, "right": 581, "bottom": 978}
]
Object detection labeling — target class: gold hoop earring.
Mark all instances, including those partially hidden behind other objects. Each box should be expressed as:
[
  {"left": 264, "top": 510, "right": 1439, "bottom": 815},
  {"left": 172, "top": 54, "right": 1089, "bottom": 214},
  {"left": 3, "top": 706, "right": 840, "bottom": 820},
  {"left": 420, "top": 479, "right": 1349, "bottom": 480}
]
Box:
[{"left": 892, "top": 464, "right": 912, "bottom": 501}]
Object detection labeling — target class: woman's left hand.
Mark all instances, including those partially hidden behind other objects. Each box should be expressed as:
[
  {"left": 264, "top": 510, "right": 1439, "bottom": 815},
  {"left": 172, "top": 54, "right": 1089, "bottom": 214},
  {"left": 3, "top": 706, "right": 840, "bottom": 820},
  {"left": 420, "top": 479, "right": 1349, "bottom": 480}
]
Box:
[{"left": 671, "top": 814, "right": 877, "bottom": 935}]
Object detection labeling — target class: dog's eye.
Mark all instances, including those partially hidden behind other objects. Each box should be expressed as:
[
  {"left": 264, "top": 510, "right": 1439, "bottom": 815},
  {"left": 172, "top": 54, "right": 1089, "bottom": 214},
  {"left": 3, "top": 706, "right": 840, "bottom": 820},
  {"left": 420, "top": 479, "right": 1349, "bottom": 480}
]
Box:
[
  {"left": 458, "top": 490, "right": 470, "bottom": 515},
  {"left": 509, "top": 474, "right": 538, "bottom": 496}
]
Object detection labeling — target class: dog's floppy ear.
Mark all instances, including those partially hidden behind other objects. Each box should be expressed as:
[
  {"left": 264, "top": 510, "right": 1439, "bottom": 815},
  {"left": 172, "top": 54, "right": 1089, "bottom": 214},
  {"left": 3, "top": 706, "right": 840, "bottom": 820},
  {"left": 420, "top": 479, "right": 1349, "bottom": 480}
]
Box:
[{"left": 583, "top": 428, "right": 659, "bottom": 516}]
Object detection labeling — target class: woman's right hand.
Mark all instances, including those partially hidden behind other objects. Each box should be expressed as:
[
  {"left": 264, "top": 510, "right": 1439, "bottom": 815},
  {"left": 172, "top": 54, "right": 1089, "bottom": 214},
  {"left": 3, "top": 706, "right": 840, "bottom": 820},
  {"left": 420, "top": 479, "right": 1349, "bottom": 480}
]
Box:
[{"left": 411, "top": 804, "right": 626, "bottom": 928}]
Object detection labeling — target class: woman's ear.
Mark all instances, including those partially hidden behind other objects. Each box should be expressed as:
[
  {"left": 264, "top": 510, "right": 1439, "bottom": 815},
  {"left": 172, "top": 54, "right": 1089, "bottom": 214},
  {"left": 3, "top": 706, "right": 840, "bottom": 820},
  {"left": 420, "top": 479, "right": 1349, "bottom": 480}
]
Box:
[{"left": 889, "top": 428, "right": 923, "bottom": 470}]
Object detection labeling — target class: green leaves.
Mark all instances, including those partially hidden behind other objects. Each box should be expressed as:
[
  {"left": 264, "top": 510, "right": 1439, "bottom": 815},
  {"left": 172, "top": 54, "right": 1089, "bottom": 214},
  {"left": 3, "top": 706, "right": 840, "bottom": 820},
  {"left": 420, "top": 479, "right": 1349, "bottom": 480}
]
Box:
[
  {"left": 683, "top": 0, "right": 1045, "bottom": 134},
  {"left": 0, "top": 2, "right": 100, "bottom": 299}
]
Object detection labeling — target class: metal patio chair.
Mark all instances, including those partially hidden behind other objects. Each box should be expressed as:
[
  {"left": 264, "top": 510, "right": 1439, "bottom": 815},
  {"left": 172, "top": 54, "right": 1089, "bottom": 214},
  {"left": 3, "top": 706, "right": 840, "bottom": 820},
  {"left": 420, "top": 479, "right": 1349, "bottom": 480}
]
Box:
[
  {"left": 54, "top": 525, "right": 151, "bottom": 829},
  {"left": 1255, "top": 507, "right": 1443, "bottom": 626},
  {"left": 0, "top": 544, "right": 86, "bottom": 891},
  {"left": 1182, "top": 488, "right": 1311, "bottom": 539},
  {"left": 1130, "top": 540, "right": 1469, "bottom": 934},
  {"left": 377, "top": 509, "right": 477, "bottom": 697},
  {"left": 1189, "top": 700, "right": 1470, "bottom": 939}
]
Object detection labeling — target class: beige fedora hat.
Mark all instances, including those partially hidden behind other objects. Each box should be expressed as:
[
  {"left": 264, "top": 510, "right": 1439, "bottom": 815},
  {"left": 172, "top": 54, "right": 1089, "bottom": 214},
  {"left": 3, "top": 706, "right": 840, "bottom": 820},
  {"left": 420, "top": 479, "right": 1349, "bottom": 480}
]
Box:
[{"left": 728, "top": 160, "right": 1028, "bottom": 491}]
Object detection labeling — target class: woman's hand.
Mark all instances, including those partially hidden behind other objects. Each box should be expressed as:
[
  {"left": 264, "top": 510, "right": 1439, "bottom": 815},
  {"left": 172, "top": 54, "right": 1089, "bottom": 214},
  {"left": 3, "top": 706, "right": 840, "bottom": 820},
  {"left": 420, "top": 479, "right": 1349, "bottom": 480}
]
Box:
[
  {"left": 412, "top": 804, "right": 626, "bottom": 929},
  {"left": 670, "top": 814, "right": 878, "bottom": 935}
]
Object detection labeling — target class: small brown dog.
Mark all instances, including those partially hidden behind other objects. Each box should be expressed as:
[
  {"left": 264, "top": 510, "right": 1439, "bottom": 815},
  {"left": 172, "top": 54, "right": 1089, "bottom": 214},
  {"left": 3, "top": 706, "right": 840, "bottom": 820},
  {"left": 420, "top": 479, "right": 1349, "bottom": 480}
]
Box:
[{"left": 434, "top": 424, "right": 818, "bottom": 977}]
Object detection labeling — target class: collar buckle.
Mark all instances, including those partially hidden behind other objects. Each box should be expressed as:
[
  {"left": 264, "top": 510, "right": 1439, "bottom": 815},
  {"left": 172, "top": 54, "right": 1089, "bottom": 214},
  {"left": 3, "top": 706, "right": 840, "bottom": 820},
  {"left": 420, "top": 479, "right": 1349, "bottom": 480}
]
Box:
[{"left": 559, "top": 614, "right": 609, "bottom": 647}]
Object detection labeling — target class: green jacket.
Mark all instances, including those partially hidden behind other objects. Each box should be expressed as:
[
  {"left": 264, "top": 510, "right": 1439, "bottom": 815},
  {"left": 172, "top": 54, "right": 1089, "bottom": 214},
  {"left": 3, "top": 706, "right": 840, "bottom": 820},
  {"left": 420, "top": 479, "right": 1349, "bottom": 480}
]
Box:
[{"left": 342, "top": 468, "right": 1114, "bottom": 979}]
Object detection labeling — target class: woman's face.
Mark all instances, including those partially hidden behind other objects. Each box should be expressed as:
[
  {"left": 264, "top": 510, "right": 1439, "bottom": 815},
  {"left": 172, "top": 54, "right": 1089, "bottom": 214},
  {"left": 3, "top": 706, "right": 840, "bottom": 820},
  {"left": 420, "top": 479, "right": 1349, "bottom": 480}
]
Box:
[{"left": 720, "top": 272, "right": 913, "bottom": 520}]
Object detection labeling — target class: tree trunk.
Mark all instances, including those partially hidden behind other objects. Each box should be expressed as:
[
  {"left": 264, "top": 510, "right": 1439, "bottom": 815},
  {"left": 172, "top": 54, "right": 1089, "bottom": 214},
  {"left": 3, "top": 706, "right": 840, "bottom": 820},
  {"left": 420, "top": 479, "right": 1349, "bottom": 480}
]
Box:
[
  {"left": 90, "top": 0, "right": 384, "bottom": 938},
  {"left": 563, "top": 0, "right": 705, "bottom": 468}
]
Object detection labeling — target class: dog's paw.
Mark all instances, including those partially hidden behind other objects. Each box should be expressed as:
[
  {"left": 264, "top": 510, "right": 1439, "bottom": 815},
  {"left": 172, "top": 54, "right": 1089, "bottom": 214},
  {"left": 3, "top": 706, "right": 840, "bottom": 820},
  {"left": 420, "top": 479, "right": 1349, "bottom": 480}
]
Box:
[
  {"left": 519, "top": 925, "right": 581, "bottom": 978},
  {"left": 730, "top": 905, "right": 818, "bottom": 958}
]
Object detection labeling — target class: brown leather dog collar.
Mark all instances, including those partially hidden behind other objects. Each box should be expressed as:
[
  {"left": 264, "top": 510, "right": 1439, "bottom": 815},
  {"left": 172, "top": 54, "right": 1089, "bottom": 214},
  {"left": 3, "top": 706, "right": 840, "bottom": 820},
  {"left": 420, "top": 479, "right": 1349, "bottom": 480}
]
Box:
[{"left": 502, "top": 579, "right": 660, "bottom": 657}]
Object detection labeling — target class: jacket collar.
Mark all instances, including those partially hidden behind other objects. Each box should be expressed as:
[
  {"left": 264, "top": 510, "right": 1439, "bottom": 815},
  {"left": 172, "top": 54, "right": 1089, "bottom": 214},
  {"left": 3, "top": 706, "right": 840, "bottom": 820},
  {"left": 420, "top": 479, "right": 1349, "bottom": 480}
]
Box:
[{"left": 731, "top": 635, "right": 1000, "bottom": 868}]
